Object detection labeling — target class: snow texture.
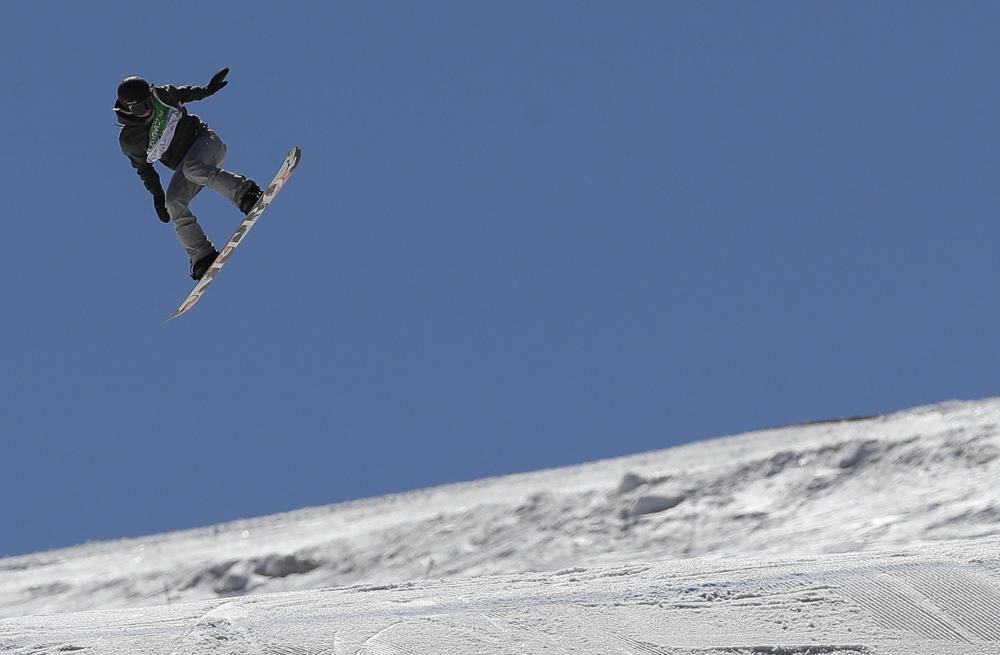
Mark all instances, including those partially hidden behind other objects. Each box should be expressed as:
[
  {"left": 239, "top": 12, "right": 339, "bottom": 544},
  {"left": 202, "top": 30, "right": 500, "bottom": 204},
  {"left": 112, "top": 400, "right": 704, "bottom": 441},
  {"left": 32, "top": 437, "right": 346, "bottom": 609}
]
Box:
[{"left": 3, "top": 398, "right": 1000, "bottom": 653}]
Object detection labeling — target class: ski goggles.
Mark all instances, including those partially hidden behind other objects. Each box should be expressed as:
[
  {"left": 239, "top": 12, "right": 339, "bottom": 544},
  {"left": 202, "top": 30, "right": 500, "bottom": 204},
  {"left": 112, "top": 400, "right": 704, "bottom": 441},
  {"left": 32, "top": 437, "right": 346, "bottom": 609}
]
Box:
[{"left": 122, "top": 95, "right": 154, "bottom": 117}]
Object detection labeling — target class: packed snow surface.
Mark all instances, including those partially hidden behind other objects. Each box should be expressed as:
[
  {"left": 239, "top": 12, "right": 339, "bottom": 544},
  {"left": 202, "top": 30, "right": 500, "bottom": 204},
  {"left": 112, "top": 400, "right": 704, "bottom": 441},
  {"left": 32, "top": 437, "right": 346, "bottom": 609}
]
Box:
[{"left": 3, "top": 398, "right": 1000, "bottom": 653}]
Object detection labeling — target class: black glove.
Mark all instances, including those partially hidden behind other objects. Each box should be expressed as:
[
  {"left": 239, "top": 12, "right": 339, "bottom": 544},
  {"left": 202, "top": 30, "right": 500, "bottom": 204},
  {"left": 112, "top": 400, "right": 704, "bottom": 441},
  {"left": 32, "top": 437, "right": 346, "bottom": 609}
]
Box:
[
  {"left": 153, "top": 193, "right": 170, "bottom": 223},
  {"left": 207, "top": 67, "right": 229, "bottom": 95}
]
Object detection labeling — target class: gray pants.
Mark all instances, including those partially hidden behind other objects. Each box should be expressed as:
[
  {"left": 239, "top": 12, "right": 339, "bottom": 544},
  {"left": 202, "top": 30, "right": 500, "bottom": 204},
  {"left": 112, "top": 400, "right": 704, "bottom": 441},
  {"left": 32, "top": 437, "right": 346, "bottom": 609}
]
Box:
[{"left": 165, "top": 131, "right": 252, "bottom": 264}]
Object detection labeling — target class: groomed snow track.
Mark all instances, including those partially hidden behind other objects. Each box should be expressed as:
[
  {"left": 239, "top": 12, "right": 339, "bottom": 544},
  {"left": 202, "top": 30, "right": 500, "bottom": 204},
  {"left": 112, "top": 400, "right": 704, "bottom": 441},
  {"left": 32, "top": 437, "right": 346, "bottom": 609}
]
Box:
[{"left": 4, "top": 537, "right": 1000, "bottom": 655}]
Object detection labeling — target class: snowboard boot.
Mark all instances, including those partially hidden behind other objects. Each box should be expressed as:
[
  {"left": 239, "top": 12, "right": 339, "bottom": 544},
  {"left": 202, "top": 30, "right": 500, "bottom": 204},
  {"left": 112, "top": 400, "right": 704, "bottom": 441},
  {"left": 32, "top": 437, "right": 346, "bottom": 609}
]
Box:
[
  {"left": 238, "top": 181, "right": 263, "bottom": 216},
  {"left": 190, "top": 248, "right": 220, "bottom": 281}
]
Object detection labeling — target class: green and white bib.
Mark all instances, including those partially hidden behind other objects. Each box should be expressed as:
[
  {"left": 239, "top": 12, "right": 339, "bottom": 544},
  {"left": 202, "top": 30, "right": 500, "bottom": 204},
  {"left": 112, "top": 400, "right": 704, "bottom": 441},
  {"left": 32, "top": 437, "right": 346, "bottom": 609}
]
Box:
[{"left": 146, "top": 90, "right": 183, "bottom": 164}]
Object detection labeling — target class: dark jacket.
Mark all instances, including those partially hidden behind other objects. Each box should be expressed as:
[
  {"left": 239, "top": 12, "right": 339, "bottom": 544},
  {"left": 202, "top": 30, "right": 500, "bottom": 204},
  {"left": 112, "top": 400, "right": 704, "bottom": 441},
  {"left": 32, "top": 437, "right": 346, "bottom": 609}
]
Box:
[{"left": 114, "top": 84, "right": 215, "bottom": 198}]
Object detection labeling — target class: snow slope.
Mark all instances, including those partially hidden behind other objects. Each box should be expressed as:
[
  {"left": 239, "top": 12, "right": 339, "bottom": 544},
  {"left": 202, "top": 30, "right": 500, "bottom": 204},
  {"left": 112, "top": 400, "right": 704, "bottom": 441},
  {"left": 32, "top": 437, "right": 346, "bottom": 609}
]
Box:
[
  {"left": 2, "top": 398, "right": 1000, "bottom": 652},
  {"left": 4, "top": 537, "right": 1000, "bottom": 654}
]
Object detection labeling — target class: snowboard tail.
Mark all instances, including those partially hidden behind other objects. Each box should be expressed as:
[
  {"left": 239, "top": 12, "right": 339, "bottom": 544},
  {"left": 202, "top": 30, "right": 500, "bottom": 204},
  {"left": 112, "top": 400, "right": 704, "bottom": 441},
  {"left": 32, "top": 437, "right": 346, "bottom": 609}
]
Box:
[{"left": 168, "top": 146, "right": 301, "bottom": 320}]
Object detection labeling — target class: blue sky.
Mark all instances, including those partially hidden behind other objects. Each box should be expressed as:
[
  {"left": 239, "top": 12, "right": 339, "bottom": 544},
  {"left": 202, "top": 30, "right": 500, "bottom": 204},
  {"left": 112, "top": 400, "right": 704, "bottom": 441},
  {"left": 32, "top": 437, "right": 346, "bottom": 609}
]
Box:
[{"left": 2, "top": 2, "right": 1000, "bottom": 557}]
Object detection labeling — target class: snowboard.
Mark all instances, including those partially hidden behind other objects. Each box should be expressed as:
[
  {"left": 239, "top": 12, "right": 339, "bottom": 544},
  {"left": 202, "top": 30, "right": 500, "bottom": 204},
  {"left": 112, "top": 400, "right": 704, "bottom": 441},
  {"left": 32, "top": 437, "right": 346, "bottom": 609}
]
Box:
[{"left": 168, "top": 146, "right": 301, "bottom": 321}]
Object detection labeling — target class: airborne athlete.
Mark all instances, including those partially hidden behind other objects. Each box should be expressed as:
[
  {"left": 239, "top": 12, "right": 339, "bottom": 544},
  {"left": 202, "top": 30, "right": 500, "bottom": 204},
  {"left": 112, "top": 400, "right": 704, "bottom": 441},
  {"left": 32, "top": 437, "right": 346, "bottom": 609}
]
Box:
[{"left": 114, "top": 68, "right": 262, "bottom": 281}]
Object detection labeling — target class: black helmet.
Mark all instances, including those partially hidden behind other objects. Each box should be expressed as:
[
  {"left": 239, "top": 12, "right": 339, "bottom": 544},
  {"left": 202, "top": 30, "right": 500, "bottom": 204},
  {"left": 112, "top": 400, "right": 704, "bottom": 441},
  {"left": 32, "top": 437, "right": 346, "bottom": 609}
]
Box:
[{"left": 117, "top": 76, "right": 154, "bottom": 116}]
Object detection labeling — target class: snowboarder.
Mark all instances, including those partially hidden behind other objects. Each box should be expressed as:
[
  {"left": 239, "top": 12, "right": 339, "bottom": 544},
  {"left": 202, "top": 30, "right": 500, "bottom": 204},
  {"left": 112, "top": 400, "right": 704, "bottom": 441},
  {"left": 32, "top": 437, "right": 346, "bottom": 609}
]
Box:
[{"left": 114, "top": 68, "right": 262, "bottom": 280}]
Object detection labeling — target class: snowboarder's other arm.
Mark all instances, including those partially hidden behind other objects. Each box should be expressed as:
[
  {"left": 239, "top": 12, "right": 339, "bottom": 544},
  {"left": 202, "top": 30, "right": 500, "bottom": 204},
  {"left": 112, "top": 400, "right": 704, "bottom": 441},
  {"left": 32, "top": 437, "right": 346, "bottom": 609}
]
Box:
[
  {"left": 121, "top": 138, "right": 170, "bottom": 223},
  {"left": 172, "top": 68, "right": 230, "bottom": 103},
  {"left": 133, "top": 161, "right": 161, "bottom": 195},
  {"left": 119, "top": 130, "right": 162, "bottom": 195},
  {"left": 132, "top": 161, "right": 170, "bottom": 223}
]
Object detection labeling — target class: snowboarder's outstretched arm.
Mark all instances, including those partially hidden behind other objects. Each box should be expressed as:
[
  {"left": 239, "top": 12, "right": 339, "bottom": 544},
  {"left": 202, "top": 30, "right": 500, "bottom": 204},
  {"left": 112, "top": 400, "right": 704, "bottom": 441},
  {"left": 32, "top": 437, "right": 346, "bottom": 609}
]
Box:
[{"left": 170, "top": 68, "right": 230, "bottom": 104}]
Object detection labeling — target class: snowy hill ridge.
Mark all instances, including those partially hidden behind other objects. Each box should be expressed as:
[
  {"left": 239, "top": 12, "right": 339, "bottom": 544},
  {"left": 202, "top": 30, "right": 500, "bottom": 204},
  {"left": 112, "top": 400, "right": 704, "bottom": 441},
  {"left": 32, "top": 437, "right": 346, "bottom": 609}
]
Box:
[{"left": 2, "top": 399, "right": 1000, "bottom": 636}]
